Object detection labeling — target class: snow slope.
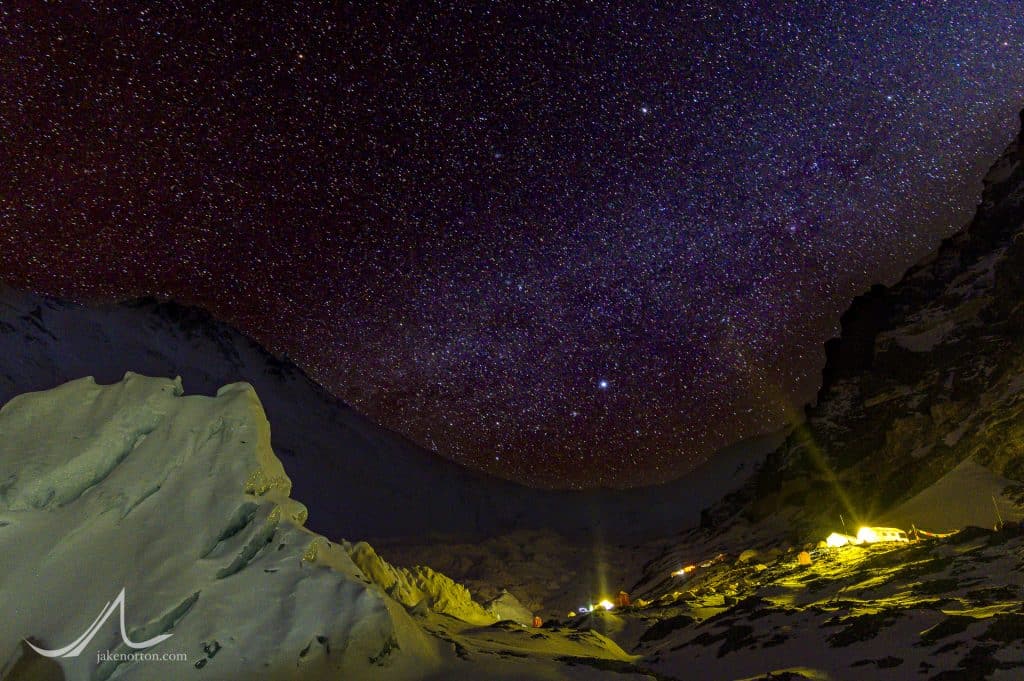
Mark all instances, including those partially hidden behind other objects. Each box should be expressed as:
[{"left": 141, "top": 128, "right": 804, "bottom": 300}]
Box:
[
  {"left": 881, "top": 457, "right": 1024, "bottom": 532},
  {"left": 0, "top": 282, "right": 783, "bottom": 541},
  {"left": 0, "top": 374, "right": 648, "bottom": 681}
]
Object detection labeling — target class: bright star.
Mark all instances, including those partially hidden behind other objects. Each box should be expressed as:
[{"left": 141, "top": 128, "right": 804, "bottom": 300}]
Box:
[{"left": 598, "top": 379, "right": 610, "bottom": 390}]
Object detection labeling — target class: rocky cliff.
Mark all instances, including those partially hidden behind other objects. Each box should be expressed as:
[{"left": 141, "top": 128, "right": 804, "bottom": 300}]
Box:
[{"left": 731, "top": 108, "right": 1024, "bottom": 536}]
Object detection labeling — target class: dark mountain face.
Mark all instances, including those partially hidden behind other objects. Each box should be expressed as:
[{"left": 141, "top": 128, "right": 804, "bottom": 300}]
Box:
[
  {"left": 0, "top": 283, "right": 780, "bottom": 541},
  {"left": 728, "top": 109, "right": 1024, "bottom": 537}
]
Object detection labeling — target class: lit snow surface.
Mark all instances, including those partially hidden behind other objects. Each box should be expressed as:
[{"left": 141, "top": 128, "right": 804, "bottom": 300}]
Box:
[{"left": 0, "top": 374, "right": 639, "bottom": 680}]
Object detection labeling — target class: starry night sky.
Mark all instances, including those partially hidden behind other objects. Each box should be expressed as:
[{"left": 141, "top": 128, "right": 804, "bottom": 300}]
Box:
[{"left": 1, "top": 2, "right": 1022, "bottom": 488}]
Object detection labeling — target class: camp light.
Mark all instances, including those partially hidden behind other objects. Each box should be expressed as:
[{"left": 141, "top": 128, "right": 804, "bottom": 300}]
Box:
[
  {"left": 856, "top": 527, "right": 879, "bottom": 543},
  {"left": 826, "top": 532, "right": 851, "bottom": 547}
]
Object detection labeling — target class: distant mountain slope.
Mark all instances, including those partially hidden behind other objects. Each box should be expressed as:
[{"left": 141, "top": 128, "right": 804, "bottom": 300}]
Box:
[
  {"left": 0, "top": 281, "right": 783, "bottom": 541},
  {"left": 726, "top": 108, "right": 1024, "bottom": 537}
]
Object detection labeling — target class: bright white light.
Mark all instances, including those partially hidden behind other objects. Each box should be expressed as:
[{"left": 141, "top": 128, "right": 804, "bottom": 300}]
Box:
[
  {"left": 857, "top": 527, "right": 879, "bottom": 544},
  {"left": 598, "top": 379, "right": 609, "bottom": 390},
  {"left": 826, "top": 532, "right": 850, "bottom": 548},
  {"left": 597, "top": 599, "right": 615, "bottom": 611}
]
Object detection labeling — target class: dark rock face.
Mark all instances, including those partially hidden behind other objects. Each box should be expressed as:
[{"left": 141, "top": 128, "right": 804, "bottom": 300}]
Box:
[{"left": 728, "top": 109, "right": 1024, "bottom": 534}]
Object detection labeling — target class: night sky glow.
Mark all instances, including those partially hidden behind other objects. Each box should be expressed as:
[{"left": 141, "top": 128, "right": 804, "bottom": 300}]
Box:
[{"left": 1, "top": 2, "right": 1022, "bottom": 487}]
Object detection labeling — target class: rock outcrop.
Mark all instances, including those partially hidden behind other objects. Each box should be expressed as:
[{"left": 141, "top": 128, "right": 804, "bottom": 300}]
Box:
[{"left": 719, "top": 109, "right": 1024, "bottom": 537}]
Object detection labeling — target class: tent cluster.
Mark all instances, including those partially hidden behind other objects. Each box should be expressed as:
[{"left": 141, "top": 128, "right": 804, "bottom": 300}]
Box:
[
  {"left": 823, "top": 496, "right": 1021, "bottom": 549},
  {"left": 569, "top": 591, "right": 631, "bottom": 618}
]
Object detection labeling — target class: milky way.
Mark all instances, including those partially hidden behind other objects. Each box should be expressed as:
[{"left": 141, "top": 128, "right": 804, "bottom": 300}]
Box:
[{"left": 1, "top": 2, "right": 1022, "bottom": 487}]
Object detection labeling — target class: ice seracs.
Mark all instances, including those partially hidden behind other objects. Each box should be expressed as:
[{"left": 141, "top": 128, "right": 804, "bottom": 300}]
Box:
[
  {"left": 0, "top": 373, "right": 441, "bottom": 680},
  {"left": 0, "top": 374, "right": 641, "bottom": 681}
]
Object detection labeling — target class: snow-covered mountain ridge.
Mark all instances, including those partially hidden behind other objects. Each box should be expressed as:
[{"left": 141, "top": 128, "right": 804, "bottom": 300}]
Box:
[{"left": 0, "top": 282, "right": 781, "bottom": 541}]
